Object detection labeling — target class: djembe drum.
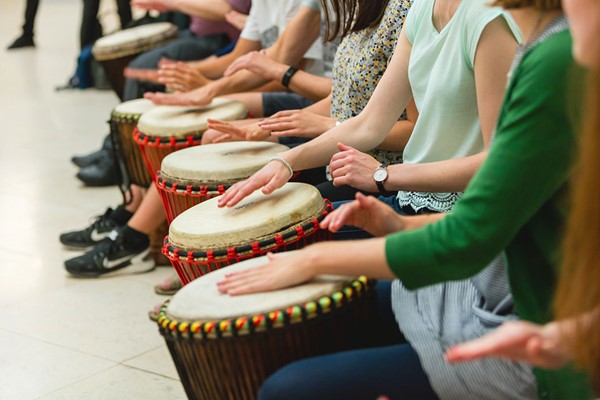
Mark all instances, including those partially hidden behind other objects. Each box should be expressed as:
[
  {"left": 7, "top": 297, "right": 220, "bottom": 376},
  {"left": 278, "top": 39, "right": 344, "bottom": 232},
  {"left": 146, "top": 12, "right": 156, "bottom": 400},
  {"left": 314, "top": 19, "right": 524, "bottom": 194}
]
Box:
[
  {"left": 163, "top": 182, "right": 333, "bottom": 284},
  {"left": 157, "top": 142, "right": 289, "bottom": 223},
  {"left": 110, "top": 98, "right": 157, "bottom": 188},
  {"left": 135, "top": 99, "right": 247, "bottom": 182},
  {"left": 157, "top": 254, "right": 376, "bottom": 400},
  {"left": 92, "top": 22, "right": 178, "bottom": 99}
]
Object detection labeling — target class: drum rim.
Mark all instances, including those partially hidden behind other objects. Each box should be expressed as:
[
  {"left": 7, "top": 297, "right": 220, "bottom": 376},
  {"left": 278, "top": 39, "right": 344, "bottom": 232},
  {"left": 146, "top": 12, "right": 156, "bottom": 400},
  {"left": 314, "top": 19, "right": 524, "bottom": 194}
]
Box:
[
  {"left": 92, "top": 24, "right": 178, "bottom": 61},
  {"left": 111, "top": 112, "right": 142, "bottom": 123},
  {"left": 163, "top": 201, "right": 333, "bottom": 258},
  {"left": 133, "top": 127, "right": 204, "bottom": 146},
  {"left": 157, "top": 173, "right": 230, "bottom": 194},
  {"left": 157, "top": 275, "right": 372, "bottom": 339}
]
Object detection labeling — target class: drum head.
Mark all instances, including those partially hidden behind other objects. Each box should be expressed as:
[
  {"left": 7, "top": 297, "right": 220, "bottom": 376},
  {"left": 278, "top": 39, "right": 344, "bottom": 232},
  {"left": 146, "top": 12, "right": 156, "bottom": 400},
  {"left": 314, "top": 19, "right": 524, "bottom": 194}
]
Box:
[
  {"left": 137, "top": 98, "right": 247, "bottom": 137},
  {"left": 92, "top": 22, "right": 178, "bottom": 61},
  {"left": 168, "top": 182, "right": 324, "bottom": 250},
  {"left": 166, "top": 254, "right": 350, "bottom": 321},
  {"left": 160, "top": 142, "right": 289, "bottom": 185},
  {"left": 113, "top": 98, "right": 156, "bottom": 117}
]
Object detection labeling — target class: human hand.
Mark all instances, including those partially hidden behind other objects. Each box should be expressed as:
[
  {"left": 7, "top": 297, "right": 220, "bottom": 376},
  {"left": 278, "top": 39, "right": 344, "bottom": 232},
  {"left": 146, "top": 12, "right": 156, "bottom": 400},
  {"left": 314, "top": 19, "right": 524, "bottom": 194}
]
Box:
[
  {"left": 224, "top": 9, "right": 248, "bottom": 31},
  {"left": 144, "top": 87, "right": 212, "bottom": 106},
  {"left": 158, "top": 62, "right": 211, "bottom": 92},
  {"left": 217, "top": 159, "right": 292, "bottom": 207},
  {"left": 320, "top": 192, "right": 405, "bottom": 236},
  {"left": 445, "top": 321, "right": 569, "bottom": 369},
  {"left": 257, "top": 110, "right": 337, "bottom": 139},
  {"left": 123, "top": 67, "right": 161, "bottom": 83},
  {"left": 217, "top": 251, "right": 316, "bottom": 295},
  {"left": 207, "top": 118, "right": 271, "bottom": 142},
  {"left": 224, "top": 50, "right": 287, "bottom": 81},
  {"left": 329, "top": 143, "right": 380, "bottom": 192},
  {"left": 131, "top": 0, "right": 173, "bottom": 13}
]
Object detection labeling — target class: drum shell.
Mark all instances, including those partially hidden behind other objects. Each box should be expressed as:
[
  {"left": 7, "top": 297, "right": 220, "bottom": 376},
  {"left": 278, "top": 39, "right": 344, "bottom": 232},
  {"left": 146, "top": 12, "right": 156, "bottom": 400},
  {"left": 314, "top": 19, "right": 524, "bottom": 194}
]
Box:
[
  {"left": 111, "top": 115, "right": 153, "bottom": 188},
  {"left": 158, "top": 282, "right": 376, "bottom": 400},
  {"left": 163, "top": 201, "right": 333, "bottom": 285},
  {"left": 134, "top": 128, "right": 203, "bottom": 184},
  {"left": 156, "top": 173, "right": 227, "bottom": 224},
  {"left": 99, "top": 55, "right": 137, "bottom": 101}
]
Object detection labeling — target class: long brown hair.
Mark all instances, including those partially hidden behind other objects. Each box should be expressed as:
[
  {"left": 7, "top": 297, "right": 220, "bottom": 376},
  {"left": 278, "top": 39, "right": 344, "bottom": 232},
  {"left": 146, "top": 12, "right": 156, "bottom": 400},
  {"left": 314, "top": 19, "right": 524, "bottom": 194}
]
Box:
[
  {"left": 554, "top": 70, "right": 600, "bottom": 392},
  {"left": 322, "top": 0, "right": 390, "bottom": 41}
]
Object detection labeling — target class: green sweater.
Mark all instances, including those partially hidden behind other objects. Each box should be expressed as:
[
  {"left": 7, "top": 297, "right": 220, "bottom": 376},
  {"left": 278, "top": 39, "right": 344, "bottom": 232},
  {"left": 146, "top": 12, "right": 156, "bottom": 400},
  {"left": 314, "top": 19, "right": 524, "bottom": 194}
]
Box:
[{"left": 385, "top": 30, "right": 593, "bottom": 399}]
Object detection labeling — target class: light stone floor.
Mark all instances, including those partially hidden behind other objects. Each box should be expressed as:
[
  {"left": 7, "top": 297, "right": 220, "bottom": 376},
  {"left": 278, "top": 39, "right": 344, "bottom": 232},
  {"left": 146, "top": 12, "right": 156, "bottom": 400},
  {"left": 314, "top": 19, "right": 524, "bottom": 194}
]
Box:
[{"left": 0, "top": 1, "right": 186, "bottom": 399}]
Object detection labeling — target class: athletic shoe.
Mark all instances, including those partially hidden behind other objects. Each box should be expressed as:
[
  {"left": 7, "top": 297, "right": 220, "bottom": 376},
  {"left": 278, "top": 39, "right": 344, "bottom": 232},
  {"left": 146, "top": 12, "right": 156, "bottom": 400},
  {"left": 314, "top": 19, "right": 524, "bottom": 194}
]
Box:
[
  {"left": 65, "top": 229, "right": 155, "bottom": 278},
  {"left": 60, "top": 208, "right": 120, "bottom": 249},
  {"left": 76, "top": 156, "right": 117, "bottom": 186},
  {"left": 71, "top": 148, "right": 109, "bottom": 168}
]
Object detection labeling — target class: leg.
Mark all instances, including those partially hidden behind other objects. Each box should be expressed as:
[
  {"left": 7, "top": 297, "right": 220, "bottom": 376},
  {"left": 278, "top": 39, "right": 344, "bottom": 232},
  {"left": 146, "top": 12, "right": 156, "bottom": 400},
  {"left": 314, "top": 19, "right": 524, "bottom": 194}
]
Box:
[
  {"left": 127, "top": 184, "right": 166, "bottom": 235},
  {"left": 22, "top": 0, "right": 40, "bottom": 36},
  {"left": 7, "top": 0, "right": 39, "bottom": 49},
  {"left": 258, "top": 343, "right": 439, "bottom": 400},
  {"left": 80, "top": 0, "right": 102, "bottom": 49},
  {"left": 115, "top": 0, "right": 132, "bottom": 29}
]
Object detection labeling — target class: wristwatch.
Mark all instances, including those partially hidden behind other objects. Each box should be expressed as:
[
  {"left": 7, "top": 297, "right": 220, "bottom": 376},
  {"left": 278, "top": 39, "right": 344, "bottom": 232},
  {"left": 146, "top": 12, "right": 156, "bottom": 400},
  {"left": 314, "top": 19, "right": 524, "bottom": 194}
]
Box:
[{"left": 373, "top": 164, "right": 389, "bottom": 194}]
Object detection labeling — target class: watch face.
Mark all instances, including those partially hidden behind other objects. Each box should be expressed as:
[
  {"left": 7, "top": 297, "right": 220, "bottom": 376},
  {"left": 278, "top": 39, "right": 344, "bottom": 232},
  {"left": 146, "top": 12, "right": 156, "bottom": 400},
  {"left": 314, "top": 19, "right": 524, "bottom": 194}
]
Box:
[{"left": 373, "top": 167, "right": 388, "bottom": 182}]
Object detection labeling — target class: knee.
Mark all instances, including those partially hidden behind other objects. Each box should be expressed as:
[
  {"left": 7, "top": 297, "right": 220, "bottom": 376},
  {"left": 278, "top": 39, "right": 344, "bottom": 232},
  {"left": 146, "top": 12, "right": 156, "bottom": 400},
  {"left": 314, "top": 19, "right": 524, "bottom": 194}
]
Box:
[
  {"left": 128, "top": 48, "right": 161, "bottom": 69},
  {"left": 258, "top": 365, "right": 307, "bottom": 400}
]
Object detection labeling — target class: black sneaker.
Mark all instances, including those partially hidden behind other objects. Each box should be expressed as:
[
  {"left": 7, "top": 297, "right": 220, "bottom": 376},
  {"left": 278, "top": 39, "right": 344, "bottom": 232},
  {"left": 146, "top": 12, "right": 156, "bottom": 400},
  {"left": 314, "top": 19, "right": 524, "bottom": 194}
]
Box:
[
  {"left": 60, "top": 208, "right": 120, "bottom": 249},
  {"left": 71, "top": 148, "right": 109, "bottom": 168},
  {"left": 65, "top": 229, "right": 155, "bottom": 278},
  {"left": 76, "top": 155, "right": 117, "bottom": 187}
]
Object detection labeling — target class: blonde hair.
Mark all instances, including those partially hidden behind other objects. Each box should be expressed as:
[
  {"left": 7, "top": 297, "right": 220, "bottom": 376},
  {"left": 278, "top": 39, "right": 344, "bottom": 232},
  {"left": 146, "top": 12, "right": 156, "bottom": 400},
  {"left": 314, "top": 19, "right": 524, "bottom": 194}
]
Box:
[{"left": 554, "top": 71, "right": 600, "bottom": 392}]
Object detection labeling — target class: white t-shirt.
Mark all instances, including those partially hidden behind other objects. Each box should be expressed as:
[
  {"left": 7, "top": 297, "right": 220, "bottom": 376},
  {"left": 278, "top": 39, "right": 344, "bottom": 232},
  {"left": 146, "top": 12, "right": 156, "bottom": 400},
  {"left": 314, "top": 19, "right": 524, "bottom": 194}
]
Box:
[{"left": 240, "top": 0, "right": 323, "bottom": 72}]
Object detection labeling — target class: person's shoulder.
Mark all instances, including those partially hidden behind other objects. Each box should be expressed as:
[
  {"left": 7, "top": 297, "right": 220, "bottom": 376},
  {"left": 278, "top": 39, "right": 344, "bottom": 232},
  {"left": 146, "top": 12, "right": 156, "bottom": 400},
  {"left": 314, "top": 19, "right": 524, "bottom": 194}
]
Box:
[{"left": 520, "top": 30, "right": 575, "bottom": 82}]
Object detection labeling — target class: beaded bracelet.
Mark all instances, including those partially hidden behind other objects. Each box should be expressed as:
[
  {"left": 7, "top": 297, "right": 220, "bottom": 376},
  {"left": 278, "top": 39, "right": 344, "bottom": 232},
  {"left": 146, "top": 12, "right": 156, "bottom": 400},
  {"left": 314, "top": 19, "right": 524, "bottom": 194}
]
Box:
[{"left": 269, "top": 156, "right": 294, "bottom": 179}]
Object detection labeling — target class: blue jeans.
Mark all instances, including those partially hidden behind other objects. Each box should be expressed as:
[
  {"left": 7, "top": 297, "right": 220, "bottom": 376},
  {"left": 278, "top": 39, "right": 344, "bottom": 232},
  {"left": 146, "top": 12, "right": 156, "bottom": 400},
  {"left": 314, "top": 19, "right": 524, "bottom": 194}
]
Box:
[{"left": 258, "top": 281, "right": 438, "bottom": 400}]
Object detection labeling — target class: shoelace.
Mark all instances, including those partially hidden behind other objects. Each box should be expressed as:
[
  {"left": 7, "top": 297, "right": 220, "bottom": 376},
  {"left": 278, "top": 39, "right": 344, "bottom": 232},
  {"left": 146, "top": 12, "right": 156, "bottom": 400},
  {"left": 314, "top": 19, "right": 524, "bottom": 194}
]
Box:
[{"left": 85, "top": 208, "right": 115, "bottom": 234}]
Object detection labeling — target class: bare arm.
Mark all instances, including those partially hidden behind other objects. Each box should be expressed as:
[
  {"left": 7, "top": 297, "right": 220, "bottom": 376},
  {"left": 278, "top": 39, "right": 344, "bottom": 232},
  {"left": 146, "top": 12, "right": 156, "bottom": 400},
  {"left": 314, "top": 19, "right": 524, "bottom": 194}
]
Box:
[
  {"left": 132, "top": 0, "right": 231, "bottom": 20},
  {"left": 217, "top": 30, "right": 413, "bottom": 207},
  {"left": 190, "top": 38, "right": 263, "bottom": 79},
  {"left": 204, "top": 6, "right": 323, "bottom": 97},
  {"left": 376, "top": 17, "right": 516, "bottom": 193},
  {"left": 376, "top": 98, "right": 418, "bottom": 151}
]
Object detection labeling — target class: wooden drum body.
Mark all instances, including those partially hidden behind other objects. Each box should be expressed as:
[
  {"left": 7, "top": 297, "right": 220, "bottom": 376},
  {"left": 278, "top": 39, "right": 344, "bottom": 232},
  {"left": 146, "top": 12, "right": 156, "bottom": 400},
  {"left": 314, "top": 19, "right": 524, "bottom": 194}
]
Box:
[
  {"left": 110, "top": 98, "right": 157, "bottom": 188},
  {"left": 134, "top": 98, "right": 247, "bottom": 182},
  {"left": 157, "top": 256, "right": 376, "bottom": 400},
  {"left": 163, "top": 182, "right": 333, "bottom": 284},
  {"left": 157, "top": 142, "right": 289, "bottom": 223},
  {"left": 92, "top": 22, "right": 178, "bottom": 100}
]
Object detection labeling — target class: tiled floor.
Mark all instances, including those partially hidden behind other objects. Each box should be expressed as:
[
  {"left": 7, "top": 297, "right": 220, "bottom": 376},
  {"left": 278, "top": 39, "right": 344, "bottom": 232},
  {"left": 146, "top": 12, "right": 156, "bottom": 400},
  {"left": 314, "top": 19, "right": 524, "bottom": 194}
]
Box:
[{"left": 1, "top": 1, "right": 186, "bottom": 399}]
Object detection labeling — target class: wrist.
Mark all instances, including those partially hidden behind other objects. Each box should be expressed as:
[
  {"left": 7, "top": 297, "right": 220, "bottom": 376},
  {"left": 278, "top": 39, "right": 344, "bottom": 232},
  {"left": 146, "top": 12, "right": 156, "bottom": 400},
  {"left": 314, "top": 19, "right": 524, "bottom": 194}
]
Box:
[
  {"left": 272, "top": 63, "right": 289, "bottom": 82},
  {"left": 281, "top": 65, "right": 299, "bottom": 88}
]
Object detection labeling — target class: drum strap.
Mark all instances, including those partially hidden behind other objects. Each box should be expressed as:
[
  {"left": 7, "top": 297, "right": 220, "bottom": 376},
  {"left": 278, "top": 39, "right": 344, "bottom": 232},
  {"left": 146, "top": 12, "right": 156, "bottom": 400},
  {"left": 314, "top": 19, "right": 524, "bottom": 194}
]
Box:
[{"left": 108, "top": 118, "right": 133, "bottom": 206}]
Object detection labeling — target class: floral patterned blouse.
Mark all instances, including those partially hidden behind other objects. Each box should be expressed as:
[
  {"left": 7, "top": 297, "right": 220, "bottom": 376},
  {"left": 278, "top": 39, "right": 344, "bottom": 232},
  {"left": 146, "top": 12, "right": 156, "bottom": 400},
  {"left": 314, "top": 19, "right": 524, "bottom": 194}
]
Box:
[{"left": 331, "top": 0, "right": 412, "bottom": 166}]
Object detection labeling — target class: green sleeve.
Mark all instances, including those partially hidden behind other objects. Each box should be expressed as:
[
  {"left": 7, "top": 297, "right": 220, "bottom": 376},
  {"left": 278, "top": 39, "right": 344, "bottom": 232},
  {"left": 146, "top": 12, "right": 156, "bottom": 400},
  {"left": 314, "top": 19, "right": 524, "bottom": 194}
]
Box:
[{"left": 386, "top": 34, "right": 580, "bottom": 289}]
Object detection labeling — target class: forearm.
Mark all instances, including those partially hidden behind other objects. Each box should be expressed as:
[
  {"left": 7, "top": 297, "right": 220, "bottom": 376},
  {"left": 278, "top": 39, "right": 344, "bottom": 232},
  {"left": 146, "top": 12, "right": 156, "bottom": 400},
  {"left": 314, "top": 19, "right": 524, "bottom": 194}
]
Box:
[
  {"left": 305, "top": 238, "right": 395, "bottom": 279},
  {"left": 385, "top": 151, "right": 487, "bottom": 193},
  {"left": 172, "top": 0, "right": 230, "bottom": 20},
  {"left": 282, "top": 114, "right": 394, "bottom": 171},
  {"left": 303, "top": 95, "right": 331, "bottom": 116},
  {"left": 376, "top": 119, "right": 414, "bottom": 151},
  {"left": 195, "top": 52, "right": 240, "bottom": 79},
  {"left": 285, "top": 70, "right": 331, "bottom": 101}
]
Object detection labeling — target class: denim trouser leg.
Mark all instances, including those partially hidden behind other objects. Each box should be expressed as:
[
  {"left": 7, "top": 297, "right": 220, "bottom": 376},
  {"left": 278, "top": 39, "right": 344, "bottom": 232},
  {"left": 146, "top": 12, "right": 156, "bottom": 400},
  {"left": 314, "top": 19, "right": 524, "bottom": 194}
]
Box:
[{"left": 257, "top": 282, "right": 438, "bottom": 400}]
